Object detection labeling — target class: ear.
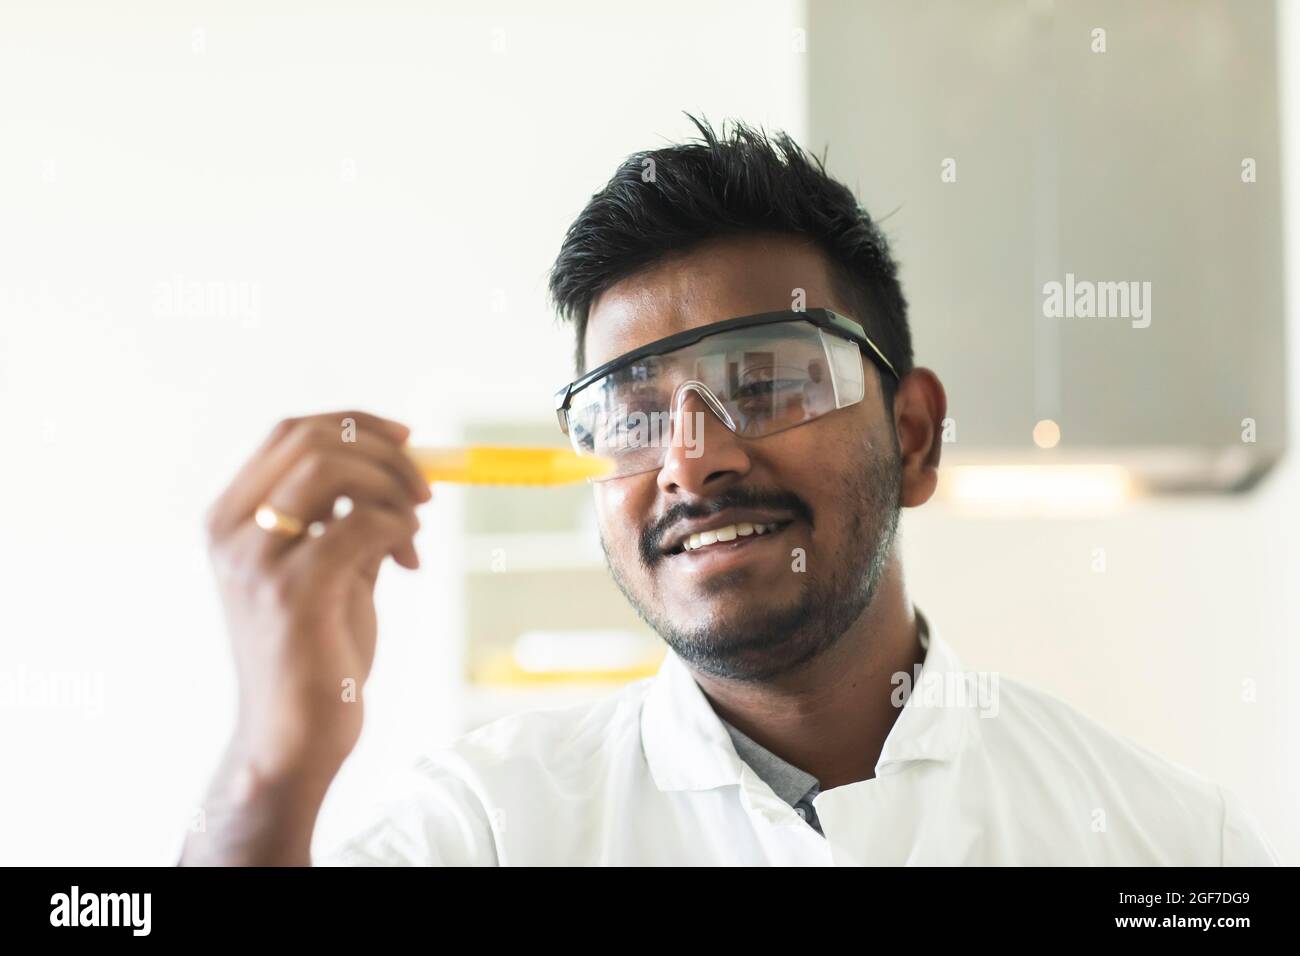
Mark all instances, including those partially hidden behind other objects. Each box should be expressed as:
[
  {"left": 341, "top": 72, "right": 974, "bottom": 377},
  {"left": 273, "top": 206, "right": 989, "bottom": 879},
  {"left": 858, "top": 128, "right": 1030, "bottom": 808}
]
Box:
[{"left": 892, "top": 368, "right": 947, "bottom": 508}]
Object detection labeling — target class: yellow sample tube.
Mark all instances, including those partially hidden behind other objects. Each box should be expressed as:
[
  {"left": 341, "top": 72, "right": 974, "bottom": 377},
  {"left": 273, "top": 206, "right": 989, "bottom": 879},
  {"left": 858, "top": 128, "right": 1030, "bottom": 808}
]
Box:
[{"left": 405, "top": 446, "right": 615, "bottom": 485}]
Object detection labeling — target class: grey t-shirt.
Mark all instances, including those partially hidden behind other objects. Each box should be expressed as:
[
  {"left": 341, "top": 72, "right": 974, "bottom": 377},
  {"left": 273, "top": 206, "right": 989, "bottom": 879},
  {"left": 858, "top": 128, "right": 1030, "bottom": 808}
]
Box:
[{"left": 720, "top": 719, "right": 824, "bottom": 837}]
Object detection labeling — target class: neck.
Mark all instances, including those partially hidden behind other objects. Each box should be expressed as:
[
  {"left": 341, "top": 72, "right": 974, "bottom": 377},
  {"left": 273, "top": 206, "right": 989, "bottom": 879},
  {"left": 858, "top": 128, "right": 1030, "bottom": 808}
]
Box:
[{"left": 690, "top": 555, "right": 923, "bottom": 791}]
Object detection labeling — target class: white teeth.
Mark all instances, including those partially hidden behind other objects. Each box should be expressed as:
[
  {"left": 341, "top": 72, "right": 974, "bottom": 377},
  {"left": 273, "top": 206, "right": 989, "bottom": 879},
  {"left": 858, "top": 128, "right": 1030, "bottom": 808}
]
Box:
[{"left": 681, "top": 522, "right": 780, "bottom": 551}]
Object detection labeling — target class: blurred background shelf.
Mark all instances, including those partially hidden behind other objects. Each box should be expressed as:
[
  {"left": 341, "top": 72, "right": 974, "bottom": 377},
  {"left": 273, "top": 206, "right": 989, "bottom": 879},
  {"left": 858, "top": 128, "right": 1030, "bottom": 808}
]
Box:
[
  {"left": 463, "top": 531, "right": 606, "bottom": 572},
  {"left": 456, "top": 420, "right": 662, "bottom": 729}
]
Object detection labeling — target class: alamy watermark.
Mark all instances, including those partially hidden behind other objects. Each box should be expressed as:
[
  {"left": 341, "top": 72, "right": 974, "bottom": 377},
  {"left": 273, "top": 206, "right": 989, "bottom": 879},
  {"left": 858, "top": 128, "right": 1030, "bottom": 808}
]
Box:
[
  {"left": 0, "top": 666, "right": 105, "bottom": 716},
  {"left": 891, "top": 665, "right": 1000, "bottom": 719},
  {"left": 1042, "top": 272, "right": 1151, "bottom": 329},
  {"left": 50, "top": 886, "right": 150, "bottom": 936},
  {"left": 590, "top": 405, "right": 706, "bottom": 459},
  {"left": 152, "top": 275, "right": 261, "bottom": 327}
]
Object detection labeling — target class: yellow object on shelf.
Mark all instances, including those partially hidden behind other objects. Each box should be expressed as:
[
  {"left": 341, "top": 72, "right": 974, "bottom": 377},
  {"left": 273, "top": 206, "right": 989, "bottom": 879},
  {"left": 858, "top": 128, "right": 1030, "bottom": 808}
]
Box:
[
  {"left": 471, "top": 648, "right": 665, "bottom": 686},
  {"left": 471, "top": 628, "right": 666, "bottom": 686},
  {"left": 405, "top": 445, "right": 614, "bottom": 485}
]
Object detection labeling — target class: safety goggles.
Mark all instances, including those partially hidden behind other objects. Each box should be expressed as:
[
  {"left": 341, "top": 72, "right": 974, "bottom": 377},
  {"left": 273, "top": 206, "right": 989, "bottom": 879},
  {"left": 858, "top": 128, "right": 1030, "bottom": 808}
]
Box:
[{"left": 554, "top": 308, "right": 899, "bottom": 480}]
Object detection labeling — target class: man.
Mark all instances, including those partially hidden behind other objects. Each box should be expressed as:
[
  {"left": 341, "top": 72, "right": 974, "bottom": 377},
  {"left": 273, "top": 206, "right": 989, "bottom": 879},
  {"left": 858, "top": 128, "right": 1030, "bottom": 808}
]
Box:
[{"left": 181, "top": 117, "right": 1278, "bottom": 866}]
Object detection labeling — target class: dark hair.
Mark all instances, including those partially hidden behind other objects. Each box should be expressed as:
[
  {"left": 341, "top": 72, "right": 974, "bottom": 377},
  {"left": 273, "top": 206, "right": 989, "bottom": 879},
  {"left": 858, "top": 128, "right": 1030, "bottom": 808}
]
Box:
[{"left": 547, "top": 114, "right": 912, "bottom": 407}]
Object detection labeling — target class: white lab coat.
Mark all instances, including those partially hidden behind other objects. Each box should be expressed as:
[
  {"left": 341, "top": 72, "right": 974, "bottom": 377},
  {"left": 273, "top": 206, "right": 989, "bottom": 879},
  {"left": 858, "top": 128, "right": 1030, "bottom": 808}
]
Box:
[{"left": 318, "top": 614, "right": 1279, "bottom": 865}]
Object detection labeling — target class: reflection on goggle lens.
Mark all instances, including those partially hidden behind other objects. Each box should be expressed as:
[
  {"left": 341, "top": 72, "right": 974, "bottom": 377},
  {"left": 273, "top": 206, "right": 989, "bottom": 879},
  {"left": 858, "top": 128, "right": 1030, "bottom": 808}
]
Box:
[{"left": 565, "top": 319, "right": 866, "bottom": 479}]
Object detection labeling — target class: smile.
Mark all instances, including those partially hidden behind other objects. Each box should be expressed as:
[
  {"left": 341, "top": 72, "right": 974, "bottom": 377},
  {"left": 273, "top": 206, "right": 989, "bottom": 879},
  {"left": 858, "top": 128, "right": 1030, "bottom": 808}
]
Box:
[
  {"left": 680, "top": 521, "right": 781, "bottom": 552},
  {"left": 662, "top": 511, "right": 796, "bottom": 558}
]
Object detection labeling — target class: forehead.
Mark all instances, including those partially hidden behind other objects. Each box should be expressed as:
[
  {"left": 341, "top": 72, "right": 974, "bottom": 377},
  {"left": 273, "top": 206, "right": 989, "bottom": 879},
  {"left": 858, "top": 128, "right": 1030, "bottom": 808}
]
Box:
[{"left": 583, "top": 233, "right": 848, "bottom": 371}]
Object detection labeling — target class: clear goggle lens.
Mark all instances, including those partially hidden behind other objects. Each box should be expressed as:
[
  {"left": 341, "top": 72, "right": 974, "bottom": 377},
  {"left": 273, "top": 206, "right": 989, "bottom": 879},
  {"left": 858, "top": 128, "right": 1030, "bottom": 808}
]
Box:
[{"left": 565, "top": 319, "right": 866, "bottom": 479}]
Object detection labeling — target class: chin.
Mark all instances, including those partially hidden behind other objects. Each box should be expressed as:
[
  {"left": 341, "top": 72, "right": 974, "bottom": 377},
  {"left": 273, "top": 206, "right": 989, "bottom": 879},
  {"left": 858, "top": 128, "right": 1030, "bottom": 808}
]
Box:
[
  {"left": 676, "top": 563, "right": 807, "bottom": 597},
  {"left": 673, "top": 594, "right": 814, "bottom": 648},
  {"left": 664, "top": 624, "right": 828, "bottom": 682},
  {"left": 668, "top": 588, "right": 795, "bottom": 627}
]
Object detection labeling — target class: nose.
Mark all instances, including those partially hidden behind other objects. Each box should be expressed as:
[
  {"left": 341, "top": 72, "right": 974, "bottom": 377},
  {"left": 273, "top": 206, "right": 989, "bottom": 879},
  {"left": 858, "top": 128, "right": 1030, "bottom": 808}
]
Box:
[{"left": 656, "top": 383, "right": 752, "bottom": 496}]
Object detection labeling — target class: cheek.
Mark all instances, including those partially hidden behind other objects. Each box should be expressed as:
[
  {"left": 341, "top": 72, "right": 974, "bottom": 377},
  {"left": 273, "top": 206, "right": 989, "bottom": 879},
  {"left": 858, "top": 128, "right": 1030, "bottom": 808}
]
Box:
[
  {"left": 769, "top": 422, "right": 862, "bottom": 527},
  {"left": 593, "top": 479, "right": 652, "bottom": 563},
  {"left": 770, "top": 422, "right": 840, "bottom": 482}
]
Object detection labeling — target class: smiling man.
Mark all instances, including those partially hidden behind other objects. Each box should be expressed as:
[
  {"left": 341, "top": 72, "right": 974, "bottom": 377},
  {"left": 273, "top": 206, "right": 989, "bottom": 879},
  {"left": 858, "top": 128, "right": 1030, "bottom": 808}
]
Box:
[
  {"left": 181, "top": 117, "right": 1278, "bottom": 866},
  {"left": 558, "top": 230, "right": 929, "bottom": 798}
]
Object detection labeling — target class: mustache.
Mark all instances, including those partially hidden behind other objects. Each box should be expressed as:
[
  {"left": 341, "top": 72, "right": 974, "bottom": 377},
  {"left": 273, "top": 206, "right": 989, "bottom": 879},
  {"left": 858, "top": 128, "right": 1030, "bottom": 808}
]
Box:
[{"left": 639, "top": 486, "right": 815, "bottom": 567}]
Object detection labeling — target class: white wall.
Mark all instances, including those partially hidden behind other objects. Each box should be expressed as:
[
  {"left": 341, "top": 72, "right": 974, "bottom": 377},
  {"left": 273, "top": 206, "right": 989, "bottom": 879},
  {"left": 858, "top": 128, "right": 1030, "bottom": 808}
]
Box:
[
  {"left": 898, "top": 0, "right": 1300, "bottom": 863},
  {"left": 0, "top": 0, "right": 807, "bottom": 864}
]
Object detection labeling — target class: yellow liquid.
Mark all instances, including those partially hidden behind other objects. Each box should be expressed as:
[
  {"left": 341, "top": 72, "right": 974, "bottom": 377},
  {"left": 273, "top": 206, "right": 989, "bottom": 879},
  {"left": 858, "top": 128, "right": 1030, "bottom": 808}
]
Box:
[{"left": 405, "top": 446, "right": 614, "bottom": 485}]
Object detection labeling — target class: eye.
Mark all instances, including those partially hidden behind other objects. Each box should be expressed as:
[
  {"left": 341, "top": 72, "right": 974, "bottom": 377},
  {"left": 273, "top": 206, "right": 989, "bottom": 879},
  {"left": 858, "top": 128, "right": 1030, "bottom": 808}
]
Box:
[
  {"left": 735, "top": 378, "right": 803, "bottom": 401},
  {"left": 570, "top": 421, "right": 596, "bottom": 453},
  {"left": 599, "top": 403, "right": 660, "bottom": 447}
]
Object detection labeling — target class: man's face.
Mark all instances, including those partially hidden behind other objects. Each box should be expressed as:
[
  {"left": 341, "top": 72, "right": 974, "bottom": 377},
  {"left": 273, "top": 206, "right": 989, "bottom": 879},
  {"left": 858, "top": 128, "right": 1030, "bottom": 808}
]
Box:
[{"left": 584, "top": 234, "right": 903, "bottom": 682}]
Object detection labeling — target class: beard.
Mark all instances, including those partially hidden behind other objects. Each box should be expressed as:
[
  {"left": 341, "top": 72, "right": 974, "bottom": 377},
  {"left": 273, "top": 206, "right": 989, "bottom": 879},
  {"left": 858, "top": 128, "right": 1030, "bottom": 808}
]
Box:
[{"left": 601, "top": 427, "right": 902, "bottom": 683}]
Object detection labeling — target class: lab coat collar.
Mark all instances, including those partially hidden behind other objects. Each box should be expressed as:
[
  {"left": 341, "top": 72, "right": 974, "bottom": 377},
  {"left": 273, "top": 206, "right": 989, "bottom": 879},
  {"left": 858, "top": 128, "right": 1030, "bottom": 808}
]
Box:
[{"left": 640, "top": 608, "right": 973, "bottom": 792}]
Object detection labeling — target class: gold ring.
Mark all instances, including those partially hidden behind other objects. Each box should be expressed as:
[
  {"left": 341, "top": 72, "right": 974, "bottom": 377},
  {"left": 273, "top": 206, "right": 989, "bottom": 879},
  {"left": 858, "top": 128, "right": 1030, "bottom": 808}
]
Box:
[{"left": 254, "top": 503, "right": 305, "bottom": 538}]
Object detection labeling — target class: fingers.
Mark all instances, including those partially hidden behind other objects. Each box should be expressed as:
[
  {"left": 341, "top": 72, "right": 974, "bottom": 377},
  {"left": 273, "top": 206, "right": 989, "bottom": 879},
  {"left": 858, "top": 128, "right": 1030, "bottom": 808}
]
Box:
[
  {"left": 285, "top": 502, "right": 422, "bottom": 585},
  {"left": 207, "top": 411, "right": 428, "bottom": 539},
  {"left": 271, "top": 452, "right": 418, "bottom": 525},
  {"left": 249, "top": 452, "right": 420, "bottom": 561},
  {"left": 209, "top": 493, "right": 422, "bottom": 615}
]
